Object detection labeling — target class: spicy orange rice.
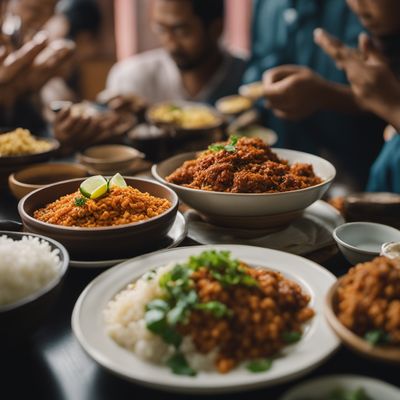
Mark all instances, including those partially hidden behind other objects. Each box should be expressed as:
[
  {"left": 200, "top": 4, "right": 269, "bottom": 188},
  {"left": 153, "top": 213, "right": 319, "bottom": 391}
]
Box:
[{"left": 33, "top": 186, "right": 171, "bottom": 228}]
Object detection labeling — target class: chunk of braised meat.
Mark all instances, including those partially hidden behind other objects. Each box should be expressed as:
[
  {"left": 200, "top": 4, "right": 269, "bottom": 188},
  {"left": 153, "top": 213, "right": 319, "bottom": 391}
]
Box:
[
  {"left": 166, "top": 160, "right": 197, "bottom": 185},
  {"left": 232, "top": 171, "right": 276, "bottom": 193},
  {"left": 190, "top": 162, "right": 234, "bottom": 191}
]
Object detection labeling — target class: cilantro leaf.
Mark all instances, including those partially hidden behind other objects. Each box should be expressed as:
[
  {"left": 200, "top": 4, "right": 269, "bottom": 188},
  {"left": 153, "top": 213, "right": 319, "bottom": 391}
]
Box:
[{"left": 166, "top": 353, "right": 196, "bottom": 376}]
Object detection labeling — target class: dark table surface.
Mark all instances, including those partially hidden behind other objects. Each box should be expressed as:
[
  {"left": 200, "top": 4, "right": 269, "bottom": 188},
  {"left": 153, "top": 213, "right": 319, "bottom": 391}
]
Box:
[{"left": 1, "top": 186, "right": 398, "bottom": 400}]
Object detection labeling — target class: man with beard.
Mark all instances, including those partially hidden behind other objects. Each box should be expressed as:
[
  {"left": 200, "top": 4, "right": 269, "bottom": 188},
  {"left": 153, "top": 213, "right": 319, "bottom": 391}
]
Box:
[{"left": 105, "top": 0, "right": 246, "bottom": 105}]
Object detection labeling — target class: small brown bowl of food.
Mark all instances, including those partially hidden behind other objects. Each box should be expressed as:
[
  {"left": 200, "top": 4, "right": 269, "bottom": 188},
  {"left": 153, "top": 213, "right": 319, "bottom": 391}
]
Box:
[
  {"left": 18, "top": 175, "right": 179, "bottom": 260},
  {"left": 146, "top": 101, "right": 225, "bottom": 137},
  {"left": 325, "top": 256, "right": 400, "bottom": 363},
  {"left": 8, "top": 162, "right": 88, "bottom": 200},
  {"left": 238, "top": 81, "right": 265, "bottom": 101},
  {"left": 77, "top": 144, "right": 145, "bottom": 175},
  {"left": 0, "top": 231, "right": 69, "bottom": 343},
  {"left": 0, "top": 128, "right": 60, "bottom": 185},
  {"left": 215, "top": 95, "right": 253, "bottom": 116}
]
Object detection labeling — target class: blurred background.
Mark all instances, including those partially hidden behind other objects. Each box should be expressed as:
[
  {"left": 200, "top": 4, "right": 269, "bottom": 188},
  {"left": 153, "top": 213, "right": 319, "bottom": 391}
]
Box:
[{"left": 39, "top": 0, "right": 253, "bottom": 101}]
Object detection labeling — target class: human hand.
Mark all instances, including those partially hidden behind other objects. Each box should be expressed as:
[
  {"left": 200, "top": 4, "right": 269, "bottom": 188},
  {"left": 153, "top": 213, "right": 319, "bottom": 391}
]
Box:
[
  {"left": 262, "top": 65, "right": 330, "bottom": 120},
  {"left": 52, "top": 103, "right": 135, "bottom": 155},
  {"left": 19, "top": 38, "right": 75, "bottom": 94},
  {"left": 0, "top": 31, "right": 48, "bottom": 107},
  {"left": 97, "top": 91, "right": 147, "bottom": 114},
  {"left": 314, "top": 28, "right": 400, "bottom": 129}
]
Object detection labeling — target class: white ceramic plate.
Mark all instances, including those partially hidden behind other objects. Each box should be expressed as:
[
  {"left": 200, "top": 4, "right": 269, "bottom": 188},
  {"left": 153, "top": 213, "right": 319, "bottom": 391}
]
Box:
[
  {"left": 72, "top": 245, "right": 339, "bottom": 394},
  {"left": 280, "top": 375, "right": 400, "bottom": 400},
  {"left": 186, "top": 200, "right": 344, "bottom": 255},
  {"left": 69, "top": 212, "right": 187, "bottom": 268}
]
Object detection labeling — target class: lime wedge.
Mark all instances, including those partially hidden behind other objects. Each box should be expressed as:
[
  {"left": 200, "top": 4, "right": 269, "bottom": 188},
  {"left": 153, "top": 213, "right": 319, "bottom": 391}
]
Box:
[
  {"left": 109, "top": 173, "right": 127, "bottom": 189},
  {"left": 80, "top": 175, "right": 108, "bottom": 199}
]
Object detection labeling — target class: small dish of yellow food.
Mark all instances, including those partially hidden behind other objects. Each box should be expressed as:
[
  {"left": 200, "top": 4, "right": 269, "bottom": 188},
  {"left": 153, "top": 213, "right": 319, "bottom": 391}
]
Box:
[{"left": 0, "top": 128, "right": 53, "bottom": 157}]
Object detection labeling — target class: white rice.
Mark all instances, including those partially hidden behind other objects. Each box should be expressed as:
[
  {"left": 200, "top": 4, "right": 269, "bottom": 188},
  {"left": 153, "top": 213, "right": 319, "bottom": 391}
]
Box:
[
  {"left": 0, "top": 235, "right": 61, "bottom": 306},
  {"left": 104, "top": 263, "right": 217, "bottom": 370}
]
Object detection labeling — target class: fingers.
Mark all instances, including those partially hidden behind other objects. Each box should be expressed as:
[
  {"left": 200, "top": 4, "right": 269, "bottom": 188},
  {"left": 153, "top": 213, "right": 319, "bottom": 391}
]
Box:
[
  {"left": 358, "top": 32, "right": 371, "bottom": 60},
  {"left": 262, "top": 74, "right": 298, "bottom": 107},
  {"left": 262, "top": 65, "right": 302, "bottom": 85},
  {"left": 0, "top": 33, "right": 47, "bottom": 83},
  {"left": 313, "top": 28, "right": 350, "bottom": 69},
  {"left": 358, "top": 32, "right": 387, "bottom": 66}
]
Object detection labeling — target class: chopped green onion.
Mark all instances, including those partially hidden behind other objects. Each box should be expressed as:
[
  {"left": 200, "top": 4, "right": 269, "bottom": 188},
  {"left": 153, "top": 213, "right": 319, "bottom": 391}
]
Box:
[{"left": 246, "top": 358, "right": 273, "bottom": 373}]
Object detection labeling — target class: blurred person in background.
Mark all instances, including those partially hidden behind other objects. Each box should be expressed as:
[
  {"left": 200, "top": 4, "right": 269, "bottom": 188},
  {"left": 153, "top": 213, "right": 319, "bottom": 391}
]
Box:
[
  {"left": 315, "top": 0, "right": 400, "bottom": 193},
  {"left": 42, "top": 0, "right": 102, "bottom": 103},
  {"left": 0, "top": 0, "right": 74, "bottom": 131},
  {"left": 105, "top": 0, "right": 246, "bottom": 106},
  {"left": 245, "top": 0, "right": 385, "bottom": 192}
]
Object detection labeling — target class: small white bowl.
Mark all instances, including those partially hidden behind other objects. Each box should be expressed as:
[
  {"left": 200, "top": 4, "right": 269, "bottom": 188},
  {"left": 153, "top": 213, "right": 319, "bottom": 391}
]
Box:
[{"left": 333, "top": 222, "right": 400, "bottom": 264}]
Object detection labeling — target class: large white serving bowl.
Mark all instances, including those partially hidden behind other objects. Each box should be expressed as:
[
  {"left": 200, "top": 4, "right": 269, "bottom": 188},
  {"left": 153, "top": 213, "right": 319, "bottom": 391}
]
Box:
[{"left": 152, "top": 149, "right": 336, "bottom": 229}]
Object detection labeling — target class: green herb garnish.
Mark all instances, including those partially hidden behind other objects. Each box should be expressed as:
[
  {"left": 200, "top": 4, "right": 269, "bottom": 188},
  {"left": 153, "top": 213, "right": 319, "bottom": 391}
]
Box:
[
  {"left": 282, "top": 331, "right": 302, "bottom": 344},
  {"left": 328, "top": 387, "right": 373, "bottom": 400},
  {"left": 145, "top": 299, "right": 182, "bottom": 346},
  {"left": 364, "top": 330, "right": 390, "bottom": 346},
  {"left": 195, "top": 301, "right": 232, "bottom": 318},
  {"left": 145, "top": 250, "right": 259, "bottom": 376},
  {"left": 208, "top": 135, "right": 239, "bottom": 153},
  {"left": 169, "top": 104, "right": 181, "bottom": 112},
  {"left": 187, "top": 250, "right": 258, "bottom": 287},
  {"left": 246, "top": 358, "right": 273, "bottom": 373},
  {"left": 74, "top": 196, "right": 87, "bottom": 207},
  {"left": 166, "top": 353, "right": 196, "bottom": 376}
]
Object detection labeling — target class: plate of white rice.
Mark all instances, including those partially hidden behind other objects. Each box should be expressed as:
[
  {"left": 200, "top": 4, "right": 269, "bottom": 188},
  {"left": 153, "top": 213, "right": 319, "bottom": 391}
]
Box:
[
  {"left": 72, "top": 244, "right": 339, "bottom": 394},
  {"left": 0, "top": 231, "right": 68, "bottom": 310}
]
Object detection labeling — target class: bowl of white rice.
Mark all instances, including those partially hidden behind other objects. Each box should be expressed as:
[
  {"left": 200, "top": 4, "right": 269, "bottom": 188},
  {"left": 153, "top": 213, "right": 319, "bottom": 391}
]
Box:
[{"left": 0, "top": 231, "right": 69, "bottom": 341}]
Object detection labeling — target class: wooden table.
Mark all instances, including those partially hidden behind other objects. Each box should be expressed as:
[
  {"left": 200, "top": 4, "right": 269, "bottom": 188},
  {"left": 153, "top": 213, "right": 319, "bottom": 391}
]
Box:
[{"left": 1, "top": 186, "right": 398, "bottom": 400}]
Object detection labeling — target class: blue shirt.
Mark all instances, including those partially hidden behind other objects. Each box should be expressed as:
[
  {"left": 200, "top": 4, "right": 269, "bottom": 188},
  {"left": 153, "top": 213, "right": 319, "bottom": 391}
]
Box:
[
  {"left": 244, "top": 0, "right": 385, "bottom": 189},
  {"left": 367, "top": 134, "right": 400, "bottom": 193}
]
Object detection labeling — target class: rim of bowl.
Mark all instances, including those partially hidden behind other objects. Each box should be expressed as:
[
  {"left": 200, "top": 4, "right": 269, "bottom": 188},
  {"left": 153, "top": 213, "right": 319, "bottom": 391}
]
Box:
[
  {"left": 0, "top": 231, "right": 69, "bottom": 312},
  {"left": 152, "top": 149, "right": 336, "bottom": 197},
  {"left": 325, "top": 279, "right": 400, "bottom": 363},
  {"left": 0, "top": 137, "right": 60, "bottom": 161},
  {"left": 78, "top": 145, "right": 144, "bottom": 164},
  {"left": 10, "top": 163, "right": 88, "bottom": 189},
  {"left": 333, "top": 222, "right": 400, "bottom": 255},
  {"left": 18, "top": 177, "right": 179, "bottom": 232}
]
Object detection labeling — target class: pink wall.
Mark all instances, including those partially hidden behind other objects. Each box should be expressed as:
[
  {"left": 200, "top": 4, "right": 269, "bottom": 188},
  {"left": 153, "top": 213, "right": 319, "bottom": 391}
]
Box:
[
  {"left": 114, "top": 0, "right": 252, "bottom": 60},
  {"left": 224, "top": 0, "right": 252, "bottom": 56}
]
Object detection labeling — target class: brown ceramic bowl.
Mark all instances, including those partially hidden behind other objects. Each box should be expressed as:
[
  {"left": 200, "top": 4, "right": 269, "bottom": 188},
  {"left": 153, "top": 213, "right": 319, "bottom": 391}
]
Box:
[
  {"left": 77, "top": 144, "right": 144, "bottom": 175},
  {"left": 0, "top": 136, "right": 60, "bottom": 185},
  {"left": 325, "top": 279, "right": 400, "bottom": 363},
  {"left": 0, "top": 231, "right": 69, "bottom": 343},
  {"left": 8, "top": 162, "right": 88, "bottom": 200},
  {"left": 18, "top": 177, "right": 179, "bottom": 260}
]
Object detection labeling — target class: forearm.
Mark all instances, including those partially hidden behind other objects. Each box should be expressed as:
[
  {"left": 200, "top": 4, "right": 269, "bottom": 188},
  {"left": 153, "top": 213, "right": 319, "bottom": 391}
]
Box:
[{"left": 317, "top": 80, "right": 364, "bottom": 114}]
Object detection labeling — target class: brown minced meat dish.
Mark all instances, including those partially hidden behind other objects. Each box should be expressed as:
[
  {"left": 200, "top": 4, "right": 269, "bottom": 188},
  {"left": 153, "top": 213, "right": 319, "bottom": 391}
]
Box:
[
  {"left": 335, "top": 256, "right": 400, "bottom": 344},
  {"left": 179, "top": 264, "right": 314, "bottom": 373},
  {"left": 166, "top": 137, "right": 322, "bottom": 193}
]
